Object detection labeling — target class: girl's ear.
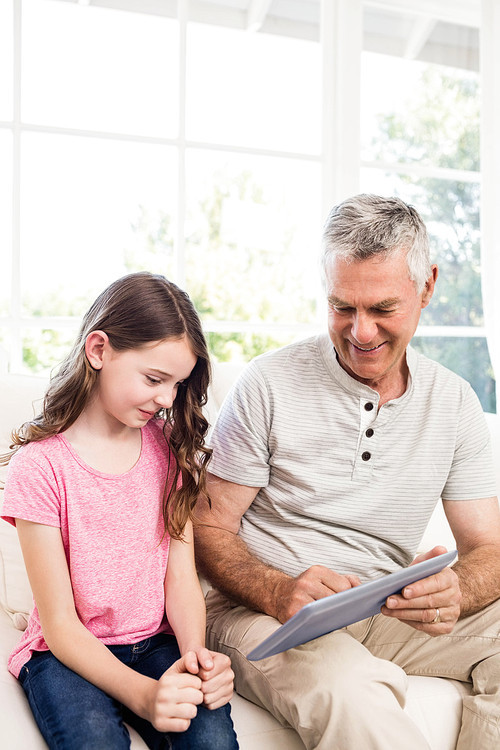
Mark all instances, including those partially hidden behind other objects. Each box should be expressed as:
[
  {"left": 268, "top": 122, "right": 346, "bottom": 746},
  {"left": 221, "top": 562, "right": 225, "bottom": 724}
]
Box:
[{"left": 85, "top": 331, "right": 109, "bottom": 371}]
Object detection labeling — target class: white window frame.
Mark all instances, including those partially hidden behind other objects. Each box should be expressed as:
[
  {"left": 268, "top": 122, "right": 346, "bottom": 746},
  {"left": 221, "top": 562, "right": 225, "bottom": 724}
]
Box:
[{"left": 1, "top": 0, "right": 498, "bottom": 407}]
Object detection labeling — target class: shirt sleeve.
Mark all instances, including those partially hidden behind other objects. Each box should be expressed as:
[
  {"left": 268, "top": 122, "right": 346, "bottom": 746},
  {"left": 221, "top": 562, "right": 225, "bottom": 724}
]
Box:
[
  {"left": 441, "top": 384, "right": 497, "bottom": 501},
  {"left": 1, "top": 445, "right": 62, "bottom": 528},
  {"left": 208, "top": 360, "right": 272, "bottom": 488}
]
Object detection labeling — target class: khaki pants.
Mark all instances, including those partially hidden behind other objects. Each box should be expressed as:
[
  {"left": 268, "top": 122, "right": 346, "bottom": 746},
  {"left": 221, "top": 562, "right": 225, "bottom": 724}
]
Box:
[{"left": 206, "top": 590, "right": 500, "bottom": 750}]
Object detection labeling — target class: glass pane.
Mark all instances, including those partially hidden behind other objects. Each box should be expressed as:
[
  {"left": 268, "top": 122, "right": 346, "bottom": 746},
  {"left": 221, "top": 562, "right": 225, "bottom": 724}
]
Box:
[
  {"left": 186, "top": 23, "right": 321, "bottom": 154},
  {"left": 412, "top": 336, "right": 496, "bottom": 414},
  {"left": 20, "top": 132, "right": 177, "bottom": 317},
  {"left": 21, "top": 326, "right": 79, "bottom": 377},
  {"left": 0, "top": 131, "right": 12, "bottom": 316},
  {"left": 185, "top": 149, "right": 322, "bottom": 344},
  {"left": 206, "top": 331, "right": 301, "bottom": 364},
  {"left": 21, "top": 0, "right": 179, "bottom": 137},
  {"left": 0, "top": 327, "right": 11, "bottom": 370},
  {"left": 360, "top": 168, "right": 482, "bottom": 328},
  {"left": 361, "top": 54, "right": 479, "bottom": 170},
  {"left": 0, "top": 0, "right": 13, "bottom": 120}
]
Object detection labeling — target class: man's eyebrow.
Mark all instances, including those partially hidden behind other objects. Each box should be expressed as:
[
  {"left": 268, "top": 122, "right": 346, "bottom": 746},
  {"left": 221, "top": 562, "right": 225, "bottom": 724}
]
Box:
[
  {"left": 373, "top": 297, "right": 401, "bottom": 309},
  {"left": 327, "top": 295, "right": 348, "bottom": 306},
  {"left": 327, "top": 295, "right": 401, "bottom": 309}
]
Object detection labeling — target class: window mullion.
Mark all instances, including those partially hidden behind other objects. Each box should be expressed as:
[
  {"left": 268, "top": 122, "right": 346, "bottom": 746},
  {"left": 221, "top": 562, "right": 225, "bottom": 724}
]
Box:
[
  {"left": 176, "top": 0, "right": 187, "bottom": 289},
  {"left": 11, "top": 0, "right": 22, "bottom": 373}
]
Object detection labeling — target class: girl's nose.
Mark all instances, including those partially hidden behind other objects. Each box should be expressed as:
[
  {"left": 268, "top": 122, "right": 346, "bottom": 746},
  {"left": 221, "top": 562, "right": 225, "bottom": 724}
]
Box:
[{"left": 154, "top": 386, "right": 176, "bottom": 410}]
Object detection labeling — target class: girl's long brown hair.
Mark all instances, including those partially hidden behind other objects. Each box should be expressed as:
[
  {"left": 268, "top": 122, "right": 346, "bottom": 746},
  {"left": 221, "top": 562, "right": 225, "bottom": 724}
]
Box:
[{"left": 1, "top": 272, "right": 212, "bottom": 540}]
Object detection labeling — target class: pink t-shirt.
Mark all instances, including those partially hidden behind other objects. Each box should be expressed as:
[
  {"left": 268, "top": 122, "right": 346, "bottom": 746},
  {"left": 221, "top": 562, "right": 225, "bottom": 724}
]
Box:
[{"left": 1, "top": 419, "right": 174, "bottom": 678}]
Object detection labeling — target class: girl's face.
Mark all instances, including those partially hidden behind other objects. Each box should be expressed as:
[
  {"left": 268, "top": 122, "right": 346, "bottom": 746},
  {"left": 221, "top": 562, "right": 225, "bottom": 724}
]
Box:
[{"left": 91, "top": 335, "right": 197, "bottom": 429}]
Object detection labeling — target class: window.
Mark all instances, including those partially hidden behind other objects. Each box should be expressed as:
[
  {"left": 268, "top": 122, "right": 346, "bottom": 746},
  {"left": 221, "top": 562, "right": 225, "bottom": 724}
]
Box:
[
  {"left": 1, "top": 0, "right": 322, "bottom": 372},
  {"left": 1, "top": 0, "right": 497, "bottom": 412},
  {"left": 360, "top": 3, "right": 494, "bottom": 412}
]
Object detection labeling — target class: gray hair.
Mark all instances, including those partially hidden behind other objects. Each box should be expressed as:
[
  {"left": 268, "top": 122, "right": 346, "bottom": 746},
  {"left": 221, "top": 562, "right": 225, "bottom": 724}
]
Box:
[{"left": 322, "top": 194, "right": 431, "bottom": 293}]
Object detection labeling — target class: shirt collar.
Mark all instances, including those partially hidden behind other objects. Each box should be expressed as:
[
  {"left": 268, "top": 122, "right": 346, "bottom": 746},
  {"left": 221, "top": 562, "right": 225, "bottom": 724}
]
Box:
[{"left": 317, "top": 333, "right": 416, "bottom": 406}]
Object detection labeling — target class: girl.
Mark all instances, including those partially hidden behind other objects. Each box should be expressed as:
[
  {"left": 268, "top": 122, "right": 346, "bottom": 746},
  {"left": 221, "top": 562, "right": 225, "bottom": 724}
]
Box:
[{"left": 1, "top": 272, "right": 238, "bottom": 750}]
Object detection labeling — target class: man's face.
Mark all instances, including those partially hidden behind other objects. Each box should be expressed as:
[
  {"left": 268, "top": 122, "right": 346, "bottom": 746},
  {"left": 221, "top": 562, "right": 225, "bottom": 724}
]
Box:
[{"left": 325, "top": 250, "right": 437, "bottom": 395}]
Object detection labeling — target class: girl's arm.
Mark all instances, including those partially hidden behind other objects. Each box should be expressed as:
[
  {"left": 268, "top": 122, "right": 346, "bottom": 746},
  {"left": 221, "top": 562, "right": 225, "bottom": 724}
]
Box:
[
  {"left": 165, "top": 519, "right": 234, "bottom": 709},
  {"left": 16, "top": 519, "right": 203, "bottom": 733},
  {"left": 165, "top": 519, "right": 207, "bottom": 653}
]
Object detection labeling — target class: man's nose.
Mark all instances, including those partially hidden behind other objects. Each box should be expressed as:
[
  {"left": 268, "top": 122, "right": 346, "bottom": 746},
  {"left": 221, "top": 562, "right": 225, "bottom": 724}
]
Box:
[{"left": 351, "top": 313, "right": 377, "bottom": 344}]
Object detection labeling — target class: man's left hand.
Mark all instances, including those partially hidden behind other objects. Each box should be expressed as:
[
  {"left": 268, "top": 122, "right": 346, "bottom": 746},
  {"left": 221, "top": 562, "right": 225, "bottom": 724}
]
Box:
[{"left": 380, "top": 546, "right": 461, "bottom": 635}]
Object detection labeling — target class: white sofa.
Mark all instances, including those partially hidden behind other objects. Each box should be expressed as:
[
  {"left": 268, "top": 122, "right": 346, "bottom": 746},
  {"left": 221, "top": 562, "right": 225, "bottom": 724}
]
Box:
[{"left": 1, "top": 364, "right": 498, "bottom": 750}]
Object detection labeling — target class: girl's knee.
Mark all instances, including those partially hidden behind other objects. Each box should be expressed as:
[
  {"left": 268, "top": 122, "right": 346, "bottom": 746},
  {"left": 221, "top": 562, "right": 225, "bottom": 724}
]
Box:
[
  {"left": 184, "top": 704, "right": 238, "bottom": 750},
  {"left": 77, "top": 712, "right": 131, "bottom": 750}
]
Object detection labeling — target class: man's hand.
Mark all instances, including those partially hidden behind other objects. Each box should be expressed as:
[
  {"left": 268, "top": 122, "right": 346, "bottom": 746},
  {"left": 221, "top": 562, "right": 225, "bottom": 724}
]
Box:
[
  {"left": 273, "top": 565, "right": 361, "bottom": 623},
  {"left": 380, "top": 546, "right": 461, "bottom": 635}
]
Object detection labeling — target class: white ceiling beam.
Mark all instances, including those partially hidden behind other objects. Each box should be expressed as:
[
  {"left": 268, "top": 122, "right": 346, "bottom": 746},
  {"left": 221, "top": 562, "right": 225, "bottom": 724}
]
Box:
[
  {"left": 364, "top": 0, "right": 480, "bottom": 28},
  {"left": 63, "top": 0, "right": 178, "bottom": 17},
  {"left": 247, "top": 0, "right": 273, "bottom": 31},
  {"left": 55, "top": 0, "right": 481, "bottom": 33},
  {"left": 403, "top": 15, "right": 437, "bottom": 59}
]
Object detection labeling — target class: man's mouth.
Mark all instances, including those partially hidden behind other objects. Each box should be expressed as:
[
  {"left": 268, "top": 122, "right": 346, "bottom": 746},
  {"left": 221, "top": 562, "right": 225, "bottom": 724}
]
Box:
[{"left": 352, "top": 342, "right": 384, "bottom": 353}]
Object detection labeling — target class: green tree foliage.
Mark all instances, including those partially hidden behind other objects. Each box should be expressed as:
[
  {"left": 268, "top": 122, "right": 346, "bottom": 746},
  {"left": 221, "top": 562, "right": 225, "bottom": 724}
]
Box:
[
  {"left": 369, "top": 64, "right": 495, "bottom": 411},
  {"left": 128, "top": 169, "right": 315, "bottom": 363},
  {"left": 184, "top": 169, "right": 316, "bottom": 327},
  {"left": 124, "top": 207, "right": 175, "bottom": 278}
]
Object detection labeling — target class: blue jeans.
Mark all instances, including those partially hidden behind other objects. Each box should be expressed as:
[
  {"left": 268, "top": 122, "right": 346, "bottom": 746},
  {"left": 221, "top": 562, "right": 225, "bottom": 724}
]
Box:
[{"left": 19, "top": 633, "right": 239, "bottom": 750}]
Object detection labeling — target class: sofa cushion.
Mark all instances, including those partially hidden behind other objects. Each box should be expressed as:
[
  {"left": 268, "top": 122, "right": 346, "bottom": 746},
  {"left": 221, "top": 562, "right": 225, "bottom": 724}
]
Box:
[
  {"left": 0, "top": 374, "right": 47, "bottom": 453},
  {"left": 0, "top": 368, "right": 486, "bottom": 750},
  {"left": 0, "top": 374, "right": 48, "bottom": 626},
  {"left": 0, "top": 522, "right": 32, "bottom": 626}
]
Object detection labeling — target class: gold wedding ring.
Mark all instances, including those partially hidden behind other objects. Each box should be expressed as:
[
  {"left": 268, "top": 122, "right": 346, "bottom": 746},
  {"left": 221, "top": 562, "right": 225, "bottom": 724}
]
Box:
[{"left": 431, "top": 608, "right": 441, "bottom": 623}]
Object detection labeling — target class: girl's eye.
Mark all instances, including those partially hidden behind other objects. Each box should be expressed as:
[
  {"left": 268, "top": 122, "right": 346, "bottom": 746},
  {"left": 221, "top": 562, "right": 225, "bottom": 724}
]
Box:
[{"left": 146, "top": 376, "right": 161, "bottom": 385}]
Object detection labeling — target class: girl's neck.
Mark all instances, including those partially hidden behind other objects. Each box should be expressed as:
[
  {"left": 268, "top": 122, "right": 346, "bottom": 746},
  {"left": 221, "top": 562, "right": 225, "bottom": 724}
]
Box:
[{"left": 63, "top": 406, "right": 143, "bottom": 475}]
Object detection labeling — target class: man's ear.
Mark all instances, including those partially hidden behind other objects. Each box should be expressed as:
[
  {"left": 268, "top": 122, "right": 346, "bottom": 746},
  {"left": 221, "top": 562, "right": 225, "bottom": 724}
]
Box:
[
  {"left": 85, "top": 331, "right": 109, "bottom": 370},
  {"left": 421, "top": 264, "right": 438, "bottom": 309}
]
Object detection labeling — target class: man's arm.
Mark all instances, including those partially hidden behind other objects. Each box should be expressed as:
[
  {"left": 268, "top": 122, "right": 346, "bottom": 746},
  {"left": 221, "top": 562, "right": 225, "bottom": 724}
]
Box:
[
  {"left": 382, "top": 496, "right": 500, "bottom": 634},
  {"left": 445, "top": 495, "right": 500, "bottom": 616},
  {"left": 194, "top": 473, "right": 361, "bottom": 623}
]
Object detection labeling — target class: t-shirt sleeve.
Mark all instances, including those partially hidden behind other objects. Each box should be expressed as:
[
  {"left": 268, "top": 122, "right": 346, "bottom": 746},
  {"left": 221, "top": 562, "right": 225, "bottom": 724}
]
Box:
[
  {"left": 1, "top": 446, "right": 62, "bottom": 528},
  {"left": 441, "top": 384, "right": 497, "bottom": 501},
  {"left": 208, "top": 360, "right": 272, "bottom": 488}
]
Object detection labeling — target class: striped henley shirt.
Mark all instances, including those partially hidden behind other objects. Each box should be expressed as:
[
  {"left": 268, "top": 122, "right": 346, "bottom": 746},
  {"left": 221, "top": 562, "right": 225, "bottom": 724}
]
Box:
[{"left": 208, "top": 334, "right": 496, "bottom": 581}]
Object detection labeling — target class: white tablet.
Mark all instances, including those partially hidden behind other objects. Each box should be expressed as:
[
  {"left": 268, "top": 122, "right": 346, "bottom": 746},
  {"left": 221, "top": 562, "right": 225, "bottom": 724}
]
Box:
[{"left": 247, "top": 550, "right": 457, "bottom": 661}]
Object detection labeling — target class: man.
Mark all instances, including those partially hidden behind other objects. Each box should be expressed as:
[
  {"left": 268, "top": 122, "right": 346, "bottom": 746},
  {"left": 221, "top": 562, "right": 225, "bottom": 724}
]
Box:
[{"left": 194, "top": 194, "right": 500, "bottom": 749}]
